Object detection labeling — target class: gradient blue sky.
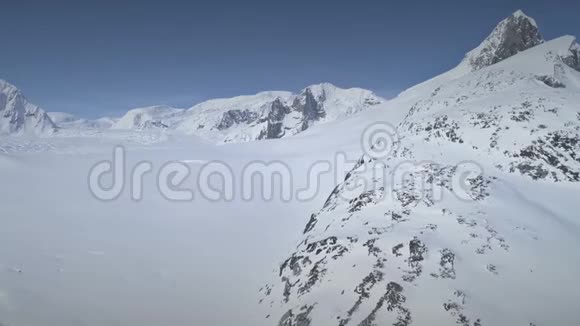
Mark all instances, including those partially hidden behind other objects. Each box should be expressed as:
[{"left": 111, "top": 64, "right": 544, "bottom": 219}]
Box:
[{"left": 2, "top": 0, "right": 579, "bottom": 118}]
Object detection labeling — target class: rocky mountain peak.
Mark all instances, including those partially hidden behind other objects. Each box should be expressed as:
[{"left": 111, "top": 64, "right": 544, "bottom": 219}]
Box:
[
  {"left": 463, "top": 10, "right": 544, "bottom": 71},
  {"left": 562, "top": 40, "right": 580, "bottom": 71},
  {"left": 0, "top": 79, "right": 57, "bottom": 135},
  {"left": 293, "top": 86, "right": 327, "bottom": 129}
]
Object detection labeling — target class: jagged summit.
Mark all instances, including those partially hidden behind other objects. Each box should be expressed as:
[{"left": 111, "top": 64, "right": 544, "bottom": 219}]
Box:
[
  {"left": 462, "top": 10, "right": 544, "bottom": 71},
  {"left": 512, "top": 9, "right": 537, "bottom": 26},
  {"left": 399, "top": 10, "right": 552, "bottom": 98},
  {"left": 0, "top": 79, "right": 56, "bottom": 135}
]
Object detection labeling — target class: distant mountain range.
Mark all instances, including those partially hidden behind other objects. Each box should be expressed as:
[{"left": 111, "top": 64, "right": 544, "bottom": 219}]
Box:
[{"left": 0, "top": 80, "right": 385, "bottom": 142}]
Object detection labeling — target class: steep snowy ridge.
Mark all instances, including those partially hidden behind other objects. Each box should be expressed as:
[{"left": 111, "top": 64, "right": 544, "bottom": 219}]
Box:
[
  {"left": 399, "top": 10, "right": 545, "bottom": 99},
  {"left": 0, "top": 80, "right": 56, "bottom": 135},
  {"left": 261, "top": 11, "right": 580, "bottom": 326},
  {"left": 462, "top": 9, "right": 544, "bottom": 71}
]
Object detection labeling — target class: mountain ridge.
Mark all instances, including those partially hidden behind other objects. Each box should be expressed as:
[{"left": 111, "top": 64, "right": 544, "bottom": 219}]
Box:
[
  {"left": 260, "top": 10, "right": 580, "bottom": 326},
  {"left": 0, "top": 79, "right": 57, "bottom": 136},
  {"left": 109, "top": 83, "right": 385, "bottom": 143}
]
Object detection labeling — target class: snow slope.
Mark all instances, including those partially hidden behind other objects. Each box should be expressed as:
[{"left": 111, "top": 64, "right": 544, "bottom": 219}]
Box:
[
  {"left": 0, "top": 131, "right": 345, "bottom": 326},
  {"left": 261, "top": 11, "right": 580, "bottom": 326},
  {"left": 0, "top": 80, "right": 56, "bottom": 136}
]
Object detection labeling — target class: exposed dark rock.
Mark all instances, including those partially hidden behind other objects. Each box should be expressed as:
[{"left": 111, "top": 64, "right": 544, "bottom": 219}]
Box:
[
  {"left": 392, "top": 243, "right": 404, "bottom": 257},
  {"left": 363, "top": 238, "right": 382, "bottom": 257},
  {"left": 216, "top": 109, "right": 259, "bottom": 130},
  {"left": 339, "top": 270, "right": 385, "bottom": 325},
  {"left": 388, "top": 210, "right": 408, "bottom": 223},
  {"left": 298, "top": 258, "right": 327, "bottom": 295},
  {"left": 293, "top": 88, "right": 326, "bottom": 131},
  {"left": 466, "top": 11, "right": 544, "bottom": 71},
  {"left": 513, "top": 132, "right": 580, "bottom": 181},
  {"left": 420, "top": 115, "right": 464, "bottom": 143},
  {"left": 405, "top": 237, "right": 427, "bottom": 282},
  {"left": 348, "top": 188, "right": 385, "bottom": 213},
  {"left": 321, "top": 184, "right": 344, "bottom": 212},
  {"left": 510, "top": 101, "right": 534, "bottom": 122},
  {"left": 259, "top": 99, "right": 291, "bottom": 139},
  {"left": 280, "top": 254, "right": 307, "bottom": 277},
  {"left": 470, "top": 112, "right": 500, "bottom": 129},
  {"left": 145, "top": 120, "right": 169, "bottom": 129},
  {"left": 512, "top": 162, "right": 550, "bottom": 180},
  {"left": 562, "top": 43, "right": 580, "bottom": 71},
  {"left": 409, "top": 237, "right": 427, "bottom": 263},
  {"left": 443, "top": 290, "right": 482, "bottom": 326},
  {"left": 439, "top": 249, "right": 456, "bottom": 279},
  {"left": 358, "top": 282, "right": 411, "bottom": 326},
  {"left": 303, "top": 214, "right": 318, "bottom": 234},
  {"left": 486, "top": 264, "right": 498, "bottom": 275},
  {"left": 536, "top": 75, "right": 565, "bottom": 88},
  {"left": 278, "top": 305, "right": 314, "bottom": 326},
  {"left": 465, "top": 175, "right": 492, "bottom": 201},
  {"left": 305, "top": 236, "right": 348, "bottom": 259}
]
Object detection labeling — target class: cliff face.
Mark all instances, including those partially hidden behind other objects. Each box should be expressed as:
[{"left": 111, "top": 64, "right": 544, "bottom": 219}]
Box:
[
  {"left": 0, "top": 80, "right": 56, "bottom": 136},
  {"left": 463, "top": 10, "right": 544, "bottom": 71}
]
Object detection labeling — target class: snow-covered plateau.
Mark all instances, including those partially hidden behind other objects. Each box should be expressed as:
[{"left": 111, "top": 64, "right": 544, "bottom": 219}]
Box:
[{"left": 1, "top": 9, "right": 580, "bottom": 326}]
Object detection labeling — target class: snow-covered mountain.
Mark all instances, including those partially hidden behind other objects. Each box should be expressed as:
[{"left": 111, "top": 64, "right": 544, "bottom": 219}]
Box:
[
  {"left": 111, "top": 83, "right": 384, "bottom": 143},
  {"left": 463, "top": 9, "right": 544, "bottom": 71},
  {"left": 180, "top": 83, "right": 383, "bottom": 143},
  {"left": 400, "top": 10, "right": 549, "bottom": 99},
  {"left": 111, "top": 105, "right": 185, "bottom": 131},
  {"left": 175, "top": 90, "right": 293, "bottom": 142},
  {"left": 0, "top": 80, "right": 382, "bottom": 143},
  {"left": 261, "top": 11, "right": 580, "bottom": 326},
  {"left": 0, "top": 80, "right": 56, "bottom": 136}
]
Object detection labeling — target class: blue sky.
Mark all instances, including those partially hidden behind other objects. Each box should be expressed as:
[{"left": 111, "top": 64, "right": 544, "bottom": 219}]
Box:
[{"left": 1, "top": 0, "right": 579, "bottom": 118}]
